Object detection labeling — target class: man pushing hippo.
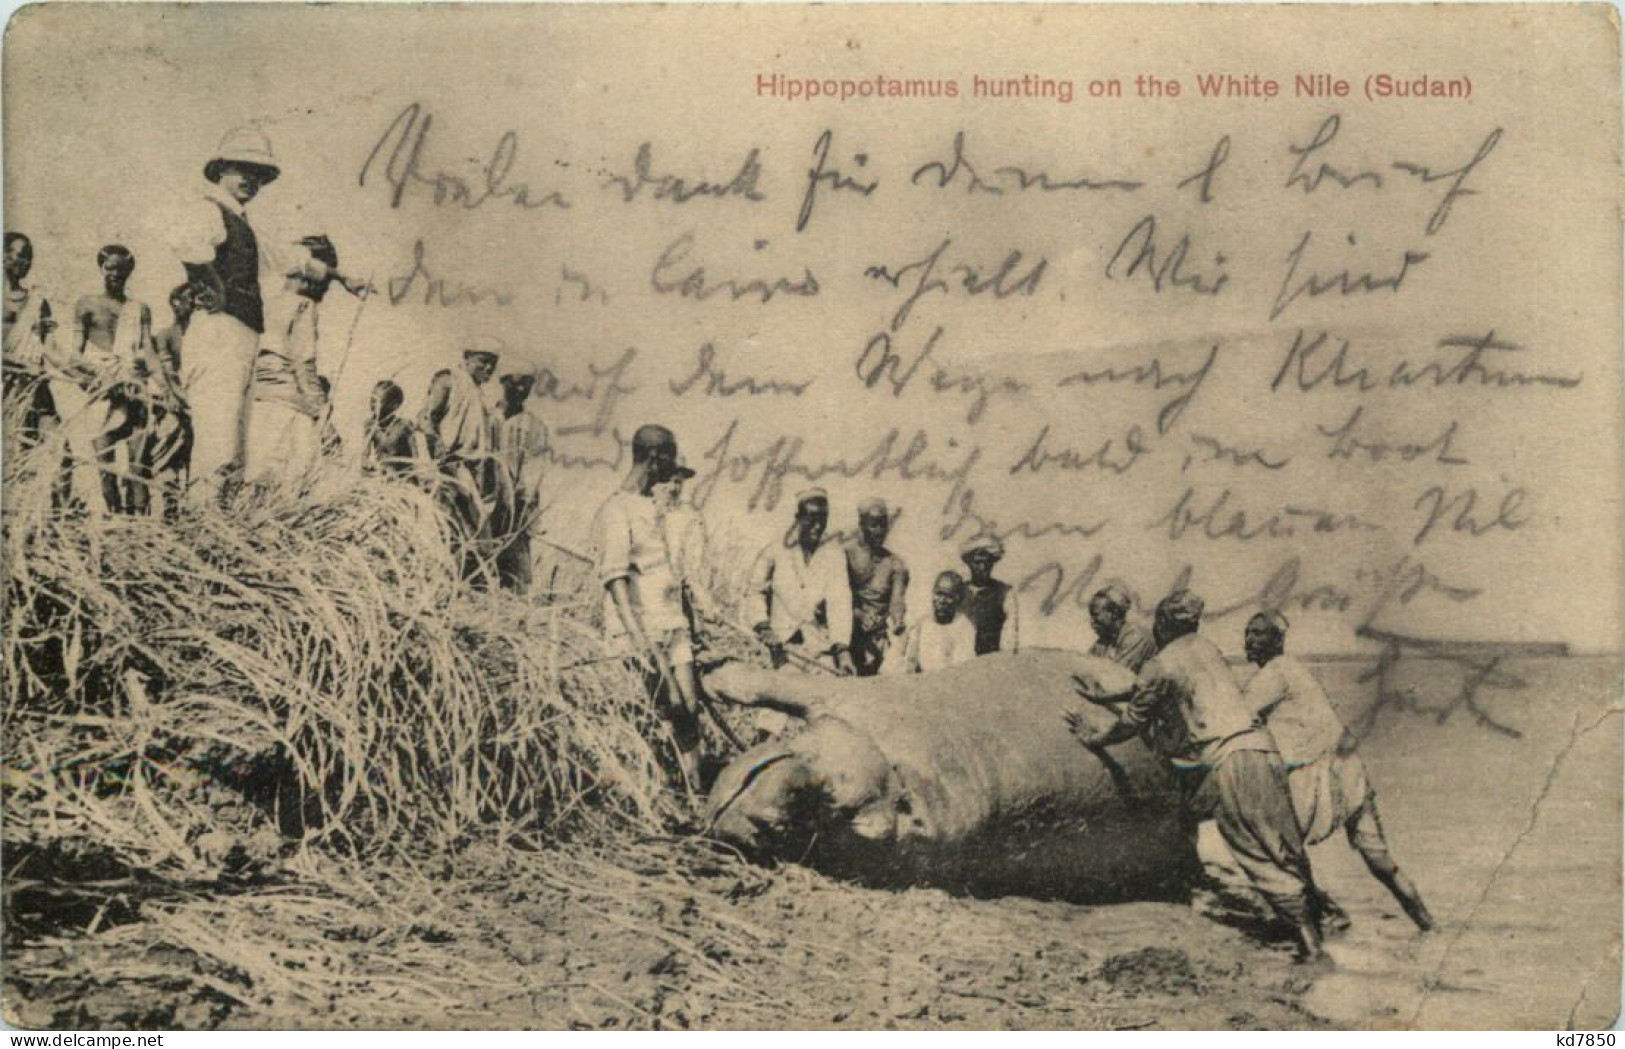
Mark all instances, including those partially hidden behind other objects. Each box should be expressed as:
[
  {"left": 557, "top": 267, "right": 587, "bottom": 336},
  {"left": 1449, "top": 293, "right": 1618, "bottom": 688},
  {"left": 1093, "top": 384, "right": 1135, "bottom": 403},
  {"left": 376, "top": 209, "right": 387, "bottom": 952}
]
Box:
[{"left": 1068, "top": 589, "right": 1328, "bottom": 962}]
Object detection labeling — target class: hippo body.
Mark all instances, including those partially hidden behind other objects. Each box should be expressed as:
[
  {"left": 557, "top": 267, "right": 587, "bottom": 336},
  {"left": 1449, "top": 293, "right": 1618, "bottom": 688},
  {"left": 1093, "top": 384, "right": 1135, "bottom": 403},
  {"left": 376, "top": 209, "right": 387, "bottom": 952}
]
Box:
[{"left": 703, "top": 649, "right": 1199, "bottom": 902}]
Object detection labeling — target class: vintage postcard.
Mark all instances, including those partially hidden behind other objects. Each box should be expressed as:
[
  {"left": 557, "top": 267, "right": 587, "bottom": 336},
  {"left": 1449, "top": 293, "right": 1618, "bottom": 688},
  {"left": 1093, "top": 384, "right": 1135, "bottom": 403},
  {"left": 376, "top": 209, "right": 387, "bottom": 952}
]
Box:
[{"left": 2, "top": 2, "right": 1619, "bottom": 1032}]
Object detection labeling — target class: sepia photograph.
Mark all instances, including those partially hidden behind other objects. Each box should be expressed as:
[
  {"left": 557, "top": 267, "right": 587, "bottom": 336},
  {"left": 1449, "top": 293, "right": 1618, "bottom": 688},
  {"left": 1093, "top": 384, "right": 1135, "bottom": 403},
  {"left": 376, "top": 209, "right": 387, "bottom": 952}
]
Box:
[{"left": 1, "top": 2, "right": 1620, "bottom": 1032}]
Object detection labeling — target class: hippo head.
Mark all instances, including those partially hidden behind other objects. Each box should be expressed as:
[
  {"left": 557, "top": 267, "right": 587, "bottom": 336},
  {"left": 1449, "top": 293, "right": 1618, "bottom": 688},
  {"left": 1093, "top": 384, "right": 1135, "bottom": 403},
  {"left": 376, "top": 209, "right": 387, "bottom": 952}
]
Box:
[{"left": 705, "top": 718, "right": 898, "bottom": 860}]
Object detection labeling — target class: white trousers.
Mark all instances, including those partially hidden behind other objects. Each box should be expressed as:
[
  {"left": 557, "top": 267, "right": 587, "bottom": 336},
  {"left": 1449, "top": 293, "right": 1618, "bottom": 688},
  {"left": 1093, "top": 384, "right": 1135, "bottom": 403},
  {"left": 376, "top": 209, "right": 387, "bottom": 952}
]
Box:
[
  {"left": 46, "top": 377, "right": 103, "bottom": 508},
  {"left": 182, "top": 313, "right": 259, "bottom": 494},
  {"left": 245, "top": 399, "right": 318, "bottom": 484}
]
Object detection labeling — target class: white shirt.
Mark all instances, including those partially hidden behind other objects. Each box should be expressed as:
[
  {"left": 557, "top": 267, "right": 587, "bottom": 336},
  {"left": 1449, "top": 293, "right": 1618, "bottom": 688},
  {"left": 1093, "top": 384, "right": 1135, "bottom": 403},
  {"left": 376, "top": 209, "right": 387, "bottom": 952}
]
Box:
[
  {"left": 902, "top": 614, "right": 978, "bottom": 673},
  {"left": 173, "top": 183, "right": 340, "bottom": 329},
  {"left": 1244, "top": 655, "right": 1347, "bottom": 767},
  {"left": 747, "top": 539, "right": 853, "bottom": 652},
  {"left": 435, "top": 367, "right": 495, "bottom": 459},
  {"left": 591, "top": 489, "right": 686, "bottom": 638}
]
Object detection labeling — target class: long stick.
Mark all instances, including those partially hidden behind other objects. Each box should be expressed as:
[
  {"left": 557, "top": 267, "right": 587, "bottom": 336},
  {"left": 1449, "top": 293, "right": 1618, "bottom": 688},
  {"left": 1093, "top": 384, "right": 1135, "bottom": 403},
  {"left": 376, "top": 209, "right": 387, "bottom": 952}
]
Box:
[
  {"left": 693, "top": 610, "right": 838, "bottom": 677},
  {"left": 325, "top": 269, "right": 377, "bottom": 395},
  {"left": 692, "top": 688, "right": 748, "bottom": 751}
]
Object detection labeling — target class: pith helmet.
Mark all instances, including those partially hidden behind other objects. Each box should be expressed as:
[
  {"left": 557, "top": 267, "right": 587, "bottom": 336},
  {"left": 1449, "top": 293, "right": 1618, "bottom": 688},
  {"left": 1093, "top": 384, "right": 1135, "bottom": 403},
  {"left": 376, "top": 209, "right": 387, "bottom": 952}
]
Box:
[{"left": 204, "top": 126, "right": 281, "bottom": 185}]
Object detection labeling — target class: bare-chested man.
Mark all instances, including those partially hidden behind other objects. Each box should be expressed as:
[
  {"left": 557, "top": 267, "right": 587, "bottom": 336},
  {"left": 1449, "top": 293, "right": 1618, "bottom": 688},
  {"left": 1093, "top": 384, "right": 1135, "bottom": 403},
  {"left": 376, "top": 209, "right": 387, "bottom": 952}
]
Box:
[
  {"left": 71, "top": 245, "right": 171, "bottom": 513},
  {"left": 844, "top": 498, "right": 909, "bottom": 675},
  {"left": 363, "top": 380, "right": 427, "bottom": 477},
  {"left": 3, "top": 233, "right": 61, "bottom": 452}
]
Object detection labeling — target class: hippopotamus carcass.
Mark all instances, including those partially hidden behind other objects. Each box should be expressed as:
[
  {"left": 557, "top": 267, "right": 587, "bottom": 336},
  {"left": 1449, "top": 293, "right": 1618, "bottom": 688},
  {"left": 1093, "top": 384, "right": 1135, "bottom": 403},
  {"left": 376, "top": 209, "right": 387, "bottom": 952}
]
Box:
[{"left": 702, "top": 649, "right": 1200, "bottom": 901}]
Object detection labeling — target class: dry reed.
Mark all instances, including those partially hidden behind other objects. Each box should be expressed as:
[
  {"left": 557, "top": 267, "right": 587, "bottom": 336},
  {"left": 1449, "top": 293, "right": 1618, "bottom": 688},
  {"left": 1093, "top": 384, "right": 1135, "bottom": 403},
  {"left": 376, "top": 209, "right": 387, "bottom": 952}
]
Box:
[
  {"left": 2, "top": 426, "right": 692, "bottom": 879},
  {"left": 0, "top": 419, "right": 894, "bottom": 1028}
]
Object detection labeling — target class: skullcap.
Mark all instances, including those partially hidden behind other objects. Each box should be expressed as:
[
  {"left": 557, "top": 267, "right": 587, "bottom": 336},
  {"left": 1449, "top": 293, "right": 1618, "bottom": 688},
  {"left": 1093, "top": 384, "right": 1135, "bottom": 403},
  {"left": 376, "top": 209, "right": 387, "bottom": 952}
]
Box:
[
  {"left": 462, "top": 334, "right": 502, "bottom": 361},
  {"left": 959, "top": 534, "right": 1005, "bottom": 560},
  {"left": 1093, "top": 584, "right": 1134, "bottom": 611},
  {"left": 1157, "top": 589, "right": 1205, "bottom": 627},
  {"left": 1254, "top": 609, "right": 1291, "bottom": 634}
]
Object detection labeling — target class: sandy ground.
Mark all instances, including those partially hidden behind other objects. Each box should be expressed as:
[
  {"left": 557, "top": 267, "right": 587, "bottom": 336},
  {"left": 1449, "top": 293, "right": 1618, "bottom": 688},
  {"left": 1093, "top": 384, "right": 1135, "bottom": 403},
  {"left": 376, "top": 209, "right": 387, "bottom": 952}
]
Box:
[
  {"left": 4, "top": 655, "right": 1618, "bottom": 1031},
  {"left": 4, "top": 849, "right": 1331, "bottom": 1031}
]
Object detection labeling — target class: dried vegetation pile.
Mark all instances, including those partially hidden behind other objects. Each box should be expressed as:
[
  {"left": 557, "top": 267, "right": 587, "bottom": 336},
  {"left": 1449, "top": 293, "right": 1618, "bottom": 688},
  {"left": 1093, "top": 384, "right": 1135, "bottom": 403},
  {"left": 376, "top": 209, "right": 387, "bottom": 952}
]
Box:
[{"left": 0, "top": 427, "right": 795, "bottom": 1029}]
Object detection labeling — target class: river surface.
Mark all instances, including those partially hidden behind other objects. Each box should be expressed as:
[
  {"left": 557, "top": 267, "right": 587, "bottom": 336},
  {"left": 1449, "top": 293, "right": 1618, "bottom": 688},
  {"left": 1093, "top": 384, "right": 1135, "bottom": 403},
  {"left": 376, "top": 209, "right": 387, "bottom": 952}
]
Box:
[{"left": 1285, "top": 656, "right": 1621, "bottom": 1029}]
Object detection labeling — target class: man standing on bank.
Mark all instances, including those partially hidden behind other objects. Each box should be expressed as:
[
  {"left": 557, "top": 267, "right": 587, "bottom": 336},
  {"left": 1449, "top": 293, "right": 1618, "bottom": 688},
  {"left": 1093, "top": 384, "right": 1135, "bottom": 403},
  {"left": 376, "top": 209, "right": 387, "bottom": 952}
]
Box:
[
  {"left": 590, "top": 424, "right": 702, "bottom": 789},
  {"left": 422, "top": 345, "right": 501, "bottom": 582},
  {"left": 3, "top": 233, "right": 62, "bottom": 452},
  {"left": 247, "top": 235, "right": 345, "bottom": 484},
  {"left": 1068, "top": 590, "right": 1327, "bottom": 962},
  {"left": 1243, "top": 611, "right": 1436, "bottom": 933},
  {"left": 494, "top": 372, "right": 547, "bottom": 592},
  {"left": 174, "top": 127, "right": 282, "bottom": 498},
  {"left": 748, "top": 488, "right": 854, "bottom": 675},
  {"left": 843, "top": 498, "right": 909, "bottom": 676},
  {"left": 959, "top": 535, "right": 1020, "bottom": 656}
]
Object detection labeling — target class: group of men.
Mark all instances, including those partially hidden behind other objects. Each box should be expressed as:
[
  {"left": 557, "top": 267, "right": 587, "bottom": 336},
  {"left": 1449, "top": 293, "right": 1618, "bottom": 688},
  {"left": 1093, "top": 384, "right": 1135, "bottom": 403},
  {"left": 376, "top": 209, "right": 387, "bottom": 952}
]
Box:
[
  {"left": 1, "top": 128, "right": 366, "bottom": 514},
  {"left": 588, "top": 424, "right": 1435, "bottom": 958},
  {"left": 1074, "top": 587, "right": 1436, "bottom": 961},
  {"left": 4, "top": 234, "right": 192, "bottom": 514},
  {"left": 742, "top": 488, "right": 1022, "bottom": 678},
  {"left": 1, "top": 127, "right": 552, "bottom": 589},
  {"left": 587, "top": 425, "right": 1026, "bottom": 783},
  {"left": 4, "top": 128, "right": 1436, "bottom": 958}
]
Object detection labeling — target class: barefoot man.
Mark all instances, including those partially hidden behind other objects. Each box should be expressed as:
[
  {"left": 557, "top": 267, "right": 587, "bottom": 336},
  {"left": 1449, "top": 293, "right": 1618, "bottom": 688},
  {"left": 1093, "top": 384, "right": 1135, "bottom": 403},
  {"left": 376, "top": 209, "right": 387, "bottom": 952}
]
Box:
[
  {"left": 591, "top": 424, "right": 703, "bottom": 789},
  {"left": 1243, "top": 611, "right": 1436, "bottom": 933},
  {"left": 3, "top": 233, "right": 63, "bottom": 452},
  {"left": 71, "top": 245, "right": 170, "bottom": 513}
]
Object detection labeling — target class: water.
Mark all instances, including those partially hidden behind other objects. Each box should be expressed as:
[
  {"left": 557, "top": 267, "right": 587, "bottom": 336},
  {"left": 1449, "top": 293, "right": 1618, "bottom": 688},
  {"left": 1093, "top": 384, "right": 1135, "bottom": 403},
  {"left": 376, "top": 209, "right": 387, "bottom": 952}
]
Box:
[{"left": 1292, "top": 656, "right": 1621, "bottom": 1029}]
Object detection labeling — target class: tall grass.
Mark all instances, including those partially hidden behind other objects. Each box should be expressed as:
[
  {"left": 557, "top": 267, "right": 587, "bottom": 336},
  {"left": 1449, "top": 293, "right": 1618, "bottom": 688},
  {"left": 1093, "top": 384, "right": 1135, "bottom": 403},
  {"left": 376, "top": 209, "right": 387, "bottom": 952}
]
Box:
[
  {"left": 2, "top": 427, "right": 685, "bottom": 884},
  {"left": 0, "top": 419, "right": 893, "bottom": 1030}
]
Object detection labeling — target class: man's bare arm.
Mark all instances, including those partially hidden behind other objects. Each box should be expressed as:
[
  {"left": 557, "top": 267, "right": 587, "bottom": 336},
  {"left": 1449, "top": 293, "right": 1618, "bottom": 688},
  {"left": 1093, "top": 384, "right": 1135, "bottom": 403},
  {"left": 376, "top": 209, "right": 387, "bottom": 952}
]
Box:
[
  {"left": 889, "top": 561, "right": 910, "bottom": 633},
  {"left": 420, "top": 372, "right": 452, "bottom": 436}
]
